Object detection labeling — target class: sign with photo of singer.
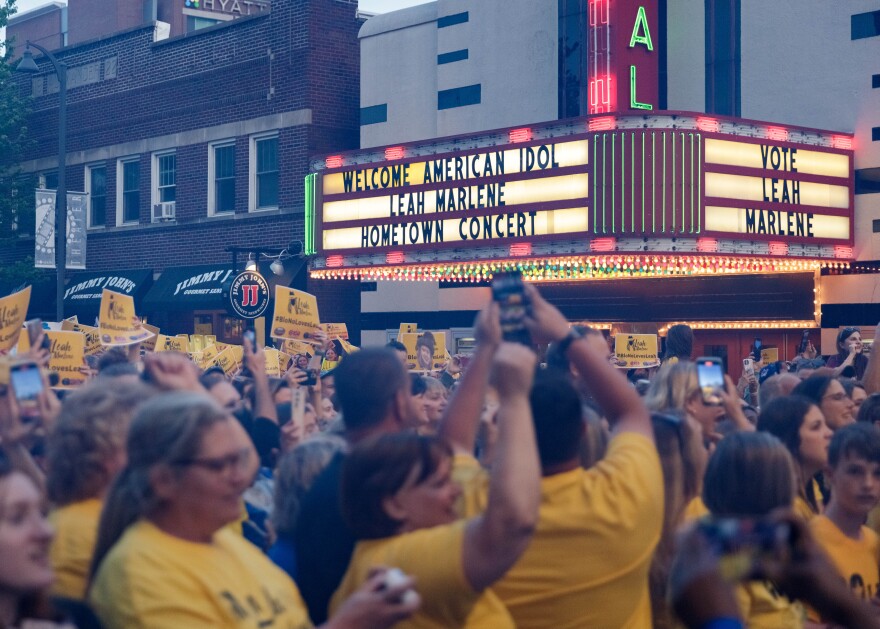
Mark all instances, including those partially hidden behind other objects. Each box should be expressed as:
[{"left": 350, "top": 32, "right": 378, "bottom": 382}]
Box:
[
  {"left": 399, "top": 331, "right": 447, "bottom": 372},
  {"left": 271, "top": 286, "right": 321, "bottom": 343},
  {"left": 34, "top": 190, "right": 87, "bottom": 270},
  {"left": 613, "top": 334, "right": 660, "bottom": 369}
]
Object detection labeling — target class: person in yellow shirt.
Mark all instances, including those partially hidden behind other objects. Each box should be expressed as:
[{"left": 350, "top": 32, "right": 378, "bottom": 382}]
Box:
[
  {"left": 331, "top": 342, "right": 541, "bottom": 629},
  {"left": 809, "top": 423, "right": 880, "bottom": 618},
  {"left": 702, "top": 432, "right": 806, "bottom": 628},
  {"left": 89, "top": 390, "right": 418, "bottom": 629},
  {"left": 757, "top": 395, "right": 833, "bottom": 521},
  {"left": 46, "top": 383, "right": 149, "bottom": 600},
  {"left": 437, "top": 288, "right": 663, "bottom": 629}
]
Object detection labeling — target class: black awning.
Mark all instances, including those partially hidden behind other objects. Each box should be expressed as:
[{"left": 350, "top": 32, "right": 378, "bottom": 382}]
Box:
[
  {"left": 0, "top": 279, "right": 56, "bottom": 321},
  {"left": 142, "top": 259, "right": 308, "bottom": 313},
  {"left": 142, "top": 265, "right": 236, "bottom": 312},
  {"left": 63, "top": 269, "right": 154, "bottom": 320}
]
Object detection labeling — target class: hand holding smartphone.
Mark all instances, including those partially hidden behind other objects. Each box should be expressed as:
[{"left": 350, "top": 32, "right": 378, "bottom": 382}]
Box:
[
  {"left": 9, "top": 361, "right": 44, "bottom": 421},
  {"left": 491, "top": 271, "right": 532, "bottom": 346},
  {"left": 696, "top": 357, "right": 724, "bottom": 406}
]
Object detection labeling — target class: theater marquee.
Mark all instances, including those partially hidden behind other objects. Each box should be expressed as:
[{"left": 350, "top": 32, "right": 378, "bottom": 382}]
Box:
[{"left": 307, "top": 113, "right": 853, "bottom": 276}]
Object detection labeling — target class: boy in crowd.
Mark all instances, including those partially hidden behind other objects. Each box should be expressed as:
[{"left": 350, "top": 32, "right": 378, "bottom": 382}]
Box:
[{"left": 809, "top": 423, "right": 880, "bottom": 613}]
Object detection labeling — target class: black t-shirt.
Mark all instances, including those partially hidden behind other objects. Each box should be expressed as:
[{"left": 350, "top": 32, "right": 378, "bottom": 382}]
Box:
[{"left": 293, "top": 452, "right": 355, "bottom": 624}]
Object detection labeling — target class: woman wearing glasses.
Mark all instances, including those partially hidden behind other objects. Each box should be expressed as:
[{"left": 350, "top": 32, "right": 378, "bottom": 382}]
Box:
[
  {"left": 793, "top": 375, "right": 856, "bottom": 432},
  {"left": 825, "top": 327, "right": 867, "bottom": 379},
  {"left": 89, "top": 393, "right": 417, "bottom": 629}
]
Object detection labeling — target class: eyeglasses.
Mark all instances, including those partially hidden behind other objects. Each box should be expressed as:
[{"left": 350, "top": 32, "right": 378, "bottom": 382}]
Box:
[
  {"left": 822, "top": 392, "right": 849, "bottom": 403},
  {"left": 175, "top": 447, "right": 253, "bottom": 475}
]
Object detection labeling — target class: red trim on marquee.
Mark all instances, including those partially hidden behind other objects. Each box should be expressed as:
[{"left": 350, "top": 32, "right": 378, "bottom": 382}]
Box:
[
  {"left": 384, "top": 146, "right": 405, "bottom": 161},
  {"left": 509, "top": 128, "right": 533, "bottom": 143}
]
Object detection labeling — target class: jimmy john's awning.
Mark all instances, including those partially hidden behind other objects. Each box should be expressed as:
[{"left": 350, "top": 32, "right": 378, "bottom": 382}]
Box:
[
  {"left": 142, "top": 265, "right": 235, "bottom": 312},
  {"left": 63, "top": 269, "right": 153, "bottom": 320}
]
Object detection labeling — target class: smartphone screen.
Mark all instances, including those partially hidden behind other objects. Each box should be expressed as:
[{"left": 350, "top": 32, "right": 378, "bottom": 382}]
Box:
[
  {"left": 491, "top": 271, "right": 532, "bottom": 346},
  {"left": 10, "top": 363, "right": 44, "bottom": 403},
  {"left": 696, "top": 357, "right": 724, "bottom": 405}
]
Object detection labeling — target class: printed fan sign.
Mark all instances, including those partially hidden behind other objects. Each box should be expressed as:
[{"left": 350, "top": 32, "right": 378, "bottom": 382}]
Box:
[
  {"left": 0, "top": 286, "right": 32, "bottom": 352},
  {"left": 155, "top": 334, "right": 189, "bottom": 353},
  {"left": 45, "top": 330, "right": 87, "bottom": 388},
  {"left": 760, "top": 348, "right": 779, "bottom": 364},
  {"left": 399, "top": 331, "right": 447, "bottom": 372},
  {"left": 271, "top": 287, "right": 321, "bottom": 343},
  {"left": 613, "top": 334, "right": 660, "bottom": 369},
  {"left": 98, "top": 290, "right": 154, "bottom": 347},
  {"left": 264, "top": 348, "right": 282, "bottom": 377},
  {"left": 320, "top": 323, "right": 349, "bottom": 340},
  {"left": 61, "top": 319, "right": 102, "bottom": 356},
  {"left": 398, "top": 323, "right": 417, "bottom": 338}
]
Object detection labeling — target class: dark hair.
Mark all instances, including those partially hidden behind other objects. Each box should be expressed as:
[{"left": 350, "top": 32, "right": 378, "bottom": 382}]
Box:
[
  {"left": 664, "top": 324, "right": 693, "bottom": 361},
  {"left": 97, "top": 362, "right": 139, "bottom": 379},
  {"left": 386, "top": 340, "right": 407, "bottom": 352},
  {"left": 334, "top": 348, "right": 408, "bottom": 433},
  {"left": 415, "top": 332, "right": 435, "bottom": 355},
  {"left": 703, "top": 432, "right": 795, "bottom": 517},
  {"left": 97, "top": 347, "right": 130, "bottom": 372},
  {"left": 840, "top": 378, "right": 865, "bottom": 399},
  {"left": 410, "top": 374, "right": 427, "bottom": 397},
  {"left": 757, "top": 395, "right": 816, "bottom": 465},
  {"left": 792, "top": 375, "right": 834, "bottom": 405},
  {"left": 828, "top": 423, "right": 880, "bottom": 468},
  {"left": 857, "top": 393, "right": 880, "bottom": 425},
  {"left": 199, "top": 370, "right": 228, "bottom": 391},
  {"left": 341, "top": 433, "right": 452, "bottom": 539},
  {"left": 836, "top": 327, "right": 861, "bottom": 356},
  {"left": 529, "top": 368, "right": 583, "bottom": 467}
]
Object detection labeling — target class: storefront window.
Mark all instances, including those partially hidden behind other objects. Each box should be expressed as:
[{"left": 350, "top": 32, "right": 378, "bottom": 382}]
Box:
[{"left": 223, "top": 317, "right": 245, "bottom": 341}]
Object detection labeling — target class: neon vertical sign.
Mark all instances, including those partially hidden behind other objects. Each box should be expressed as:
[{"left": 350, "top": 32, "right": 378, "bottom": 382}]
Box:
[{"left": 588, "top": 1, "right": 659, "bottom": 114}]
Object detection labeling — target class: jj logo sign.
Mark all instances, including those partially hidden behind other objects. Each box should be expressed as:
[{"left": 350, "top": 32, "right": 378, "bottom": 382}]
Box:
[{"left": 227, "top": 271, "right": 270, "bottom": 319}]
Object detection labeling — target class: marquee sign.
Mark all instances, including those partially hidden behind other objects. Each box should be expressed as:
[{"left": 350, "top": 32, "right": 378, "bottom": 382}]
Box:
[{"left": 310, "top": 113, "right": 854, "bottom": 269}]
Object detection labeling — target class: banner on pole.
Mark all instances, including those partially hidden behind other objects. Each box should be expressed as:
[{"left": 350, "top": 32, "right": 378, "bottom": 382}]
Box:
[{"left": 34, "top": 190, "right": 88, "bottom": 270}]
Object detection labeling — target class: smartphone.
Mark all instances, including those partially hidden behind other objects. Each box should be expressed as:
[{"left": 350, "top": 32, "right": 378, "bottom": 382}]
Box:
[
  {"left": 698, "top": 517, "right": 793, "bottom": 581},
  {"left": 25, "top": 319, "right": 51, "bottom": 352},
  {"left": 798, "top": 330, "right": 810, "bottom": 354},
  {"left": 753, "top": 338, "right": 762, "bottom": 351},
  {"left": 491, "top": 271, "right": 532, "bottom": 346},
  {"left": 10, "top": 361, "right": 44, "bottom": 419},
  {"left": 742, "top": 358, "right": 755, "bottom": 378},
  {"left": 696, "top": 357, "right": 725, "bottom": 406},
  {"left": 302, "top": 367, "right": 318, "bottom": 388},
  {"left": 243, "top": 330, "right": 256, "bottom": 347}
]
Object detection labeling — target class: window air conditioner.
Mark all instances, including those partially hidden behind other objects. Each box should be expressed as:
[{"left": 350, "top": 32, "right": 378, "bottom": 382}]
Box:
[{"left": 152, "top": 201, "right": 176, "bottom": 222}]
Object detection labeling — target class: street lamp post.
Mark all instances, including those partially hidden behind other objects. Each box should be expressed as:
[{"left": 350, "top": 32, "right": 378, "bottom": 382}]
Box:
[{"left": 17, "top": 42, "right": 67, "bottom": 321}]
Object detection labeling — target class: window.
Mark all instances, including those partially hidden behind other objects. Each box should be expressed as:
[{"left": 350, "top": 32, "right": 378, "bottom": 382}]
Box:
[
  {"left": 250, "top": 135, "right": 278, "bottom": 210},
  {"left": 437, "top": 12, "right": 468, "bottom": 27},
  {"left": 210, "top": 141, "right": 236, "bottom": 214},
  {"left": 558, "top": 0, "right": 588, "bottom": 118},
  {"left": 438, "top": 84, "right": 481, "bottom": 110},
  {"left": 155, "top": 152, "right": 177, "bottom": 203},
  {"left": 187, "top": 16, "right": 223, "bottom": 31},
  {"left": 360, "top": 104, "right": 388, "bottom": 126},
  {"left": 40, "top": 171, "right": 58, "bottom": 190},
  {"left": 874, "top": 127, "right": 880, "bottom": 142},
  {"left": 438, "top": 49, "right": 468, "bottom": 64},
  {"left": 86, "top": 164, "right": 107, "bottom": 227},
  {"left": 852, "top": 11, "right": 880, "bottom": 40},
  {"left": 873, "top": 74, "right": 880, "bottom": 89},
  {"left": 856, "top": 168, "right": 880, "bottom": 195},
  {"left": 117, "top": 158, "right": 140, "bottom": 224},
  {"left": 705, "top": 0, "right": 741, "bottom": 116}
]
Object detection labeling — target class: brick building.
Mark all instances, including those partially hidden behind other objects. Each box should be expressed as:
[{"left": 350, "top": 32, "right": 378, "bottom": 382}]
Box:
[{"left": 8, "top": 0, "right": 363, "bottom": 342}]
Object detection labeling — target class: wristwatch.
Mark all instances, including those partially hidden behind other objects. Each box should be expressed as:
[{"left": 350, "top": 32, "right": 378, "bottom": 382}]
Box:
[{"left": 556, "top": 327, "right": 584, "bottom": 356}]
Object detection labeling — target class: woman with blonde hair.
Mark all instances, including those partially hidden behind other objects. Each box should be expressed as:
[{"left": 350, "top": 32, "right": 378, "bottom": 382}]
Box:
[
  {"left": 89, "top": 392, "right": 417, "bottom": 629},
  {"left": 648, "top": 412, "right": 707, "bottom": 629},
  {"left": 46, "top": 382, "right": 150, "bottom": 601}
]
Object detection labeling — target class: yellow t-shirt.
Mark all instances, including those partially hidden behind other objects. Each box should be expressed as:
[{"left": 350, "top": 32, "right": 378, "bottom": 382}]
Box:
[
  {"left": 90, "top": 520, "right": 311, "bottom": 629},
  {"left": 330, "top": 520, "right": 513, "bottom": 629},
  {"left": 491, "top": 432, "right": 664, "bottom": 629},
  {"left": 683, "top": 496, "right": 710, "bottom": 522},
  {"left": 734, "top": 581, "right": 804, "bottom": 629},
  {"left": 810, "top": 515, "right": 880, "bottom": 602},
  {"left": 452, "top": 453, "right": 489, "bottom": 518},
  {"left": 49, "top": 498, "right": 103, "bottom": 600}
]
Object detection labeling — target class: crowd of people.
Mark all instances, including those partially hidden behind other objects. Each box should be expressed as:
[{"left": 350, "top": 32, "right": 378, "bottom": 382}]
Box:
[{"left": 1, "top": 286, "right": 880, "bottom": 628}]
